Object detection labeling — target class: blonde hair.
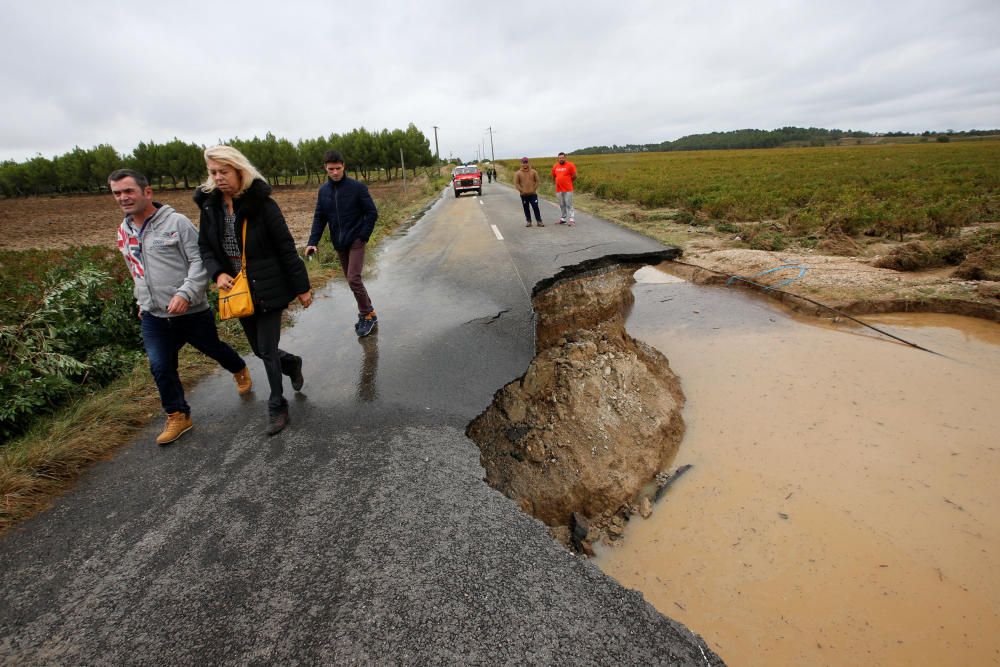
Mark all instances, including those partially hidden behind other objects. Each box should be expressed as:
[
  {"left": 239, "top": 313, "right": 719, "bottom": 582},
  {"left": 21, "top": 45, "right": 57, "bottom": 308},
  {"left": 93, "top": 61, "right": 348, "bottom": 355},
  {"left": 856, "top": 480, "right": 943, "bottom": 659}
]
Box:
[{"left": 200, "top": 145, "right": 265, "bottom": 195}]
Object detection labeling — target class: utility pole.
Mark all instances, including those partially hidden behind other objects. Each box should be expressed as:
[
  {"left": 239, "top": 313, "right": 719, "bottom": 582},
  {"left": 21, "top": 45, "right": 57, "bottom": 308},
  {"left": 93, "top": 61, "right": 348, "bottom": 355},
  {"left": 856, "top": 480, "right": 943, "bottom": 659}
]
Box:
[
  {"left": 400, "top": 147, "right": 407, "bottom": 193},
  {"left": 487, "top": 126, "right": 496, "bottom": 163},
  {"left": 432, "top": 126, "right": 440, "bottom": 162}
]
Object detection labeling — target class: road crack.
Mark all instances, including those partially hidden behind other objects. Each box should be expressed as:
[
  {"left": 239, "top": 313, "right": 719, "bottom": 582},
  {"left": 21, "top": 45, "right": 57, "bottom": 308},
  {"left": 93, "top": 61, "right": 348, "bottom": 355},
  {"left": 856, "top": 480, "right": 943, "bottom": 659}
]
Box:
[{"left": 463, "top": 309, "right": 510, "bottom": 326}]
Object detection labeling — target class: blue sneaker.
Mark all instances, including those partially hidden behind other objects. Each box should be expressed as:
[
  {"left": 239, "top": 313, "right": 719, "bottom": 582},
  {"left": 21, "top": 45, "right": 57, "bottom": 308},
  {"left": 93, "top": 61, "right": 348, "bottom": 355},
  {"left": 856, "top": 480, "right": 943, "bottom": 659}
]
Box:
[{"left": 356, "top": 312, "right": 378, "bottom": 337}]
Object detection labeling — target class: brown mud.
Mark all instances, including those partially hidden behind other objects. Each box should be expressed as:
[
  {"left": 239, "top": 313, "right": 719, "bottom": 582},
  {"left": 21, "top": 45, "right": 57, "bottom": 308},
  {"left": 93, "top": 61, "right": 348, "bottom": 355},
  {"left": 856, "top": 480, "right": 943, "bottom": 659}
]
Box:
[
  {"left": 467, "top": 252, "right": 686, "bottom": 546},
  {"left": 597, "top": 267, "right": 1000, "bottom": 666}
]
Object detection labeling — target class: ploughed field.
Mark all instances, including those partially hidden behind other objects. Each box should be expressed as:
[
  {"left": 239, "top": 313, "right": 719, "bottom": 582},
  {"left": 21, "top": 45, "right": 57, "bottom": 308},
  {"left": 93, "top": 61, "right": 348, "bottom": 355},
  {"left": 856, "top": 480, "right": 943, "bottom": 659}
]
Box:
[{"left": 0, "top": 183, "right": 406, "bottom": 252}]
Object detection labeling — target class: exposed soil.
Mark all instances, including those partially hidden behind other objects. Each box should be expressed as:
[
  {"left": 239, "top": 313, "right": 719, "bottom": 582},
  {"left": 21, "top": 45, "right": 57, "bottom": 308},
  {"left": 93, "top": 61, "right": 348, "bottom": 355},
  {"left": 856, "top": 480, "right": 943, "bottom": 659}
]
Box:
[
  {"left": 467, "top": 253, "right": 686, "bottom": 551},
  {"left": 666, "top": 248, "right": 1000, "bottom": 321},
  {"left": 0, "top": 183, "right": 403, "bottom": 251}
]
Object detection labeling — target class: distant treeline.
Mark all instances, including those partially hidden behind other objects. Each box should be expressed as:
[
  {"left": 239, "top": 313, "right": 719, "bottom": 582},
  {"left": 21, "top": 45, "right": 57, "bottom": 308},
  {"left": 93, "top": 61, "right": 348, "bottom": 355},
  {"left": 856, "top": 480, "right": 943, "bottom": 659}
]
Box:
[
  {"left": 572, "top": 127, "right": 1000, "bottom": 155},
  {"left": 0, "top": 124, "right": 435, "bottom": 197}
]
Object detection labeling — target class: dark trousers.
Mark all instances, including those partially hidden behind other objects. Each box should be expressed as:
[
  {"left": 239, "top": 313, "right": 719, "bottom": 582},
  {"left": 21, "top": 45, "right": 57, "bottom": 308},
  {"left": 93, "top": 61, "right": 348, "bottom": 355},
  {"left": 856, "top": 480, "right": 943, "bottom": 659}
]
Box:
[
  {"left": 141, "top": 308, "right": 246, "bottom": 415},
  {"left": 239, "top": 308, "right": 300, "bottom": 412},
  {"left": 520, "top": 194, "right": 542, "bottom": 222},
  {"left": 336, "top": 239, "right": 374, "bottom": 315}
]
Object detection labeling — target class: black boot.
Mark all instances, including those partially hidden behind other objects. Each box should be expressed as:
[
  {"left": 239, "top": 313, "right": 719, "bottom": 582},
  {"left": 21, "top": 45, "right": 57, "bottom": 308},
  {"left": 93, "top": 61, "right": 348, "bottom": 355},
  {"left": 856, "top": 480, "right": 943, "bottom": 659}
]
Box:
[
  {"left": 266, "top": 407, "right": 290, "bottom": 436},
  {"left": 288, "top": 355, "right": 304, "bottom": 391}
]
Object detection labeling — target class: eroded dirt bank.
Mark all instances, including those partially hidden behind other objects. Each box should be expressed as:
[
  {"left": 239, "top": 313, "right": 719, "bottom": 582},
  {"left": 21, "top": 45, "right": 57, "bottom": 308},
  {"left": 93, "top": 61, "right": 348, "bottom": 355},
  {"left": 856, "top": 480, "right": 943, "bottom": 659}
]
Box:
[
  {"left": 467, "top": 252, "right": 684, "bottom": 549},
  {"left": 664, "top": 248, "right": 1000, "bottom": 321}
]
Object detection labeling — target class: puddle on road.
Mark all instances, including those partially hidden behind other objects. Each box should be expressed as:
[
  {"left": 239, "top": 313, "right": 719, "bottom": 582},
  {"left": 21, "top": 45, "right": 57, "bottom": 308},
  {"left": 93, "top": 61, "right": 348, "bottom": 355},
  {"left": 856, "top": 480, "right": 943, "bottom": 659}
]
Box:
[{"left": 596, "top": 264, "right": 1000, "bottom": 666}]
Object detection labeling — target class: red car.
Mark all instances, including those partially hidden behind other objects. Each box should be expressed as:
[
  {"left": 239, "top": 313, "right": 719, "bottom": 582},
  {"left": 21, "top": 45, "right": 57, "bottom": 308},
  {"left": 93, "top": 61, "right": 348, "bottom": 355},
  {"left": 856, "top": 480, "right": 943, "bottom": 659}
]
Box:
[{"left": 452, "top": 165, "right": 482, "bottom": 197}]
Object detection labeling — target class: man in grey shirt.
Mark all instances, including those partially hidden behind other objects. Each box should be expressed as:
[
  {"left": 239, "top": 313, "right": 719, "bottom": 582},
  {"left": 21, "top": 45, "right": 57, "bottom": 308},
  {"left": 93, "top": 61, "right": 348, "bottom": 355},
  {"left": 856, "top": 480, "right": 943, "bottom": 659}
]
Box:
[{"left": 110, "top": 169, "right": 250, "bottom": 445}]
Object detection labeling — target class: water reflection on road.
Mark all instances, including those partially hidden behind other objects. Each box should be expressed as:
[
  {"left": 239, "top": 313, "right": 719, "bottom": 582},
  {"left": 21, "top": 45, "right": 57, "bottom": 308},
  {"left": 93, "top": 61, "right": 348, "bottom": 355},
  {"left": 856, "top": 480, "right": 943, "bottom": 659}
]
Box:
[
  {"left": 356, "top": 335, "right": 379, "bottom": 402},
  {"left": 596, "top": 264, "right": 1000, "bottom": 667}
]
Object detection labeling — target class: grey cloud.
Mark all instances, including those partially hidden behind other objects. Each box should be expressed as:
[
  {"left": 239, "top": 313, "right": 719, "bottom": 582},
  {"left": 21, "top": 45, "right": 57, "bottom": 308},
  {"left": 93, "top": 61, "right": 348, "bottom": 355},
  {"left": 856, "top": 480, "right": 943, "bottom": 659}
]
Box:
[{"left": 1, "top": 0, "right": 998, "bottom": 162}]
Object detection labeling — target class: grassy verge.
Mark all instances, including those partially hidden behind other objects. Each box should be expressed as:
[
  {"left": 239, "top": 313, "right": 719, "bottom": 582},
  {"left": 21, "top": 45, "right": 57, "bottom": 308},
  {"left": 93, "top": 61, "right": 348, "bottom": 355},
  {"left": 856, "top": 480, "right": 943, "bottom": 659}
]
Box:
[{"left": 0, "top": 174, "right": 445, "bottom": 534}]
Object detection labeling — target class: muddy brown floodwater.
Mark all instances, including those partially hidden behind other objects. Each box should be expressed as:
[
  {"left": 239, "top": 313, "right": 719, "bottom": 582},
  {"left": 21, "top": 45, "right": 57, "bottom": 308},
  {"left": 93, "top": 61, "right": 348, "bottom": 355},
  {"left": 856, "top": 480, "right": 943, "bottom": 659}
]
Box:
[{"left": 596, "top": 264, "right": 1000, "bottom": 667}]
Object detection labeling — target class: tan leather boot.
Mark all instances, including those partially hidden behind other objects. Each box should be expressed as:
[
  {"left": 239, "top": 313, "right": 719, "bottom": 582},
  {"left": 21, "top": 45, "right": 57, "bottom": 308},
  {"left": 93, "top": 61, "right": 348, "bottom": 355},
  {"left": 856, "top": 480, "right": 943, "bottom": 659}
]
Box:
[
  {"left": 156, "top": 412, "right": 193, "bottom": 445},
  {"left": 233, "top": 367, "right": 253, "bottom": 395}
]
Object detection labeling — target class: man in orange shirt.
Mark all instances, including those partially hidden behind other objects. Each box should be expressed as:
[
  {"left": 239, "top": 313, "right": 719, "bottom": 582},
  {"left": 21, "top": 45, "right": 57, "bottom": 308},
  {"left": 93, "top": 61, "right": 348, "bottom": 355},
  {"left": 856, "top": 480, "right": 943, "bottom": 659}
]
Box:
[{"left": 551, "top": 152, "right": 577, "bottom": 225}]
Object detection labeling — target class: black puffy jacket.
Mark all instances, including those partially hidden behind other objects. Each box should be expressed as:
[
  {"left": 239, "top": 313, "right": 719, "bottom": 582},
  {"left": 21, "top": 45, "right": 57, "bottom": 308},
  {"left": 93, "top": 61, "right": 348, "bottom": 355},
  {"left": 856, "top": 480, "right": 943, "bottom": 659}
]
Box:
[{"left": 196, "top": 179, "right": 310, "bottom": 312}]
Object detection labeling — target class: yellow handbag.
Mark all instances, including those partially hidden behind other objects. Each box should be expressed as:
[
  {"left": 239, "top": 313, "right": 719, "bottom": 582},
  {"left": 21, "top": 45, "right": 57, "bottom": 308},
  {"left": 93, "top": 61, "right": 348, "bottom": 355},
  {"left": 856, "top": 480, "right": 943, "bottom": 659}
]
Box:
[{"left": 218, "top": 220, "right": 255, "bottom": 320}]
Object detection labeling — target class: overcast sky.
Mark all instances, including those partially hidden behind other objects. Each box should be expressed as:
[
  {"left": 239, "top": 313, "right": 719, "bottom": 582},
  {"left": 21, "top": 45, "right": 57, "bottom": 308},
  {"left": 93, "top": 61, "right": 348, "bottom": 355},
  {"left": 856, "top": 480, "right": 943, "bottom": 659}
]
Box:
[{"left": 1, "top": 0, "right": 998, "bottom": 163}]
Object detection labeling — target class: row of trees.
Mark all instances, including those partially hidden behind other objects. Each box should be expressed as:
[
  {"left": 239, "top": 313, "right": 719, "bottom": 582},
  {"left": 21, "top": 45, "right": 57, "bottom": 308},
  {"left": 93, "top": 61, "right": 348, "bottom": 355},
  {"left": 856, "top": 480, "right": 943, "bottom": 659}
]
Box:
[
  {"left": 572, "top": 126, "right": 1000, "bottom": 155},
  {"left": 573, "top": 127, "right": 874, "bottom": 154},
  {"left": 0, "top": 124, "right": 435, "bottom": 197}
]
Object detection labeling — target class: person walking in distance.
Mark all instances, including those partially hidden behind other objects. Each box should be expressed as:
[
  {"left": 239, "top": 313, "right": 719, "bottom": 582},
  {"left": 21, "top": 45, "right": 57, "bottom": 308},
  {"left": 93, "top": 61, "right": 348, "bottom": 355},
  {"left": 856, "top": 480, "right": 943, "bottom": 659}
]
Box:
[
  {"left": 306, "top": 150, "right": 380, "bottom": 337},
  {"left": 514, "top": 157, "right": 543, "bottom": 227},
  {"left": 196, "top": 146, "right": 312, "bottom": 436},
  {"left": 110, "top": 169, "right": 251, "bottom": 446},
  {"left": 551, "top": 152, "right": 577, "bottom": 225}
]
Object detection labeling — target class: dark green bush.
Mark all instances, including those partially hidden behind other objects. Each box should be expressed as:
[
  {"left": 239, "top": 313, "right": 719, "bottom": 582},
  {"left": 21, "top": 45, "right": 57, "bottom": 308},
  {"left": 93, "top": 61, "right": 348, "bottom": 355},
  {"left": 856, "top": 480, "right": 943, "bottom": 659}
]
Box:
[
  {"left": 672, "top": 210, "right": 696, "bottom": 225},
  {"left": 0, "top": 265, "right": 141, "bottom": 442},
  {"left": 749, "top": 231, "right": 788, "bottom": 251}
]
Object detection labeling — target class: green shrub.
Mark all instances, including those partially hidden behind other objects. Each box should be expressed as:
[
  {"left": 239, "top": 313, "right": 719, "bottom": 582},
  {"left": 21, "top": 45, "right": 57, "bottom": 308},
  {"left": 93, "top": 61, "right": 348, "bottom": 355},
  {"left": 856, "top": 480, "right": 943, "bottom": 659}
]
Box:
[
  {"left": 671, "top": 210, "right": 696, "bottom": 225},
  {"left": 0, "top": 265, "right": 141, "bottom": 442},
  {"left": 749, "top": 231, "right": 788, "bottom": 251},
  {"left": 925, "top": 201, "right": 971, "bottom": 236}
]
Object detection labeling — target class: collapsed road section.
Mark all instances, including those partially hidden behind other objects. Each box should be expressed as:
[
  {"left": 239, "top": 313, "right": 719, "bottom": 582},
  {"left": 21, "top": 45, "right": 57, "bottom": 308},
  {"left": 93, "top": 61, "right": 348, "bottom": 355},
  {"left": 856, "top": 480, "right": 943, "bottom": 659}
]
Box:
[{"left": 467, "top": 251, "right": 685, "bottom": 553}]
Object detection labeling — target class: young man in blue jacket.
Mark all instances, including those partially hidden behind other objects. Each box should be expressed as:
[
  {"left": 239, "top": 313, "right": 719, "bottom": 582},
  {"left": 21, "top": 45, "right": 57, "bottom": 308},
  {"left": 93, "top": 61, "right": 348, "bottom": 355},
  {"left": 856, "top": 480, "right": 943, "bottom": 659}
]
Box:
[{"left": 305, "top": 150, "right": 379, "bottom": 336}]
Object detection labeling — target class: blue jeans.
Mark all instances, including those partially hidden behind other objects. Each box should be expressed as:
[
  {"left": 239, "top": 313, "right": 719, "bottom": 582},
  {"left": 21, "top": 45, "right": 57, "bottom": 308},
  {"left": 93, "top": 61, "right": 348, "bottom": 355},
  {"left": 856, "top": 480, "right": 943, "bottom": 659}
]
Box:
[{"left": 141, "top": 308, "right": 246, "bottom": 415}]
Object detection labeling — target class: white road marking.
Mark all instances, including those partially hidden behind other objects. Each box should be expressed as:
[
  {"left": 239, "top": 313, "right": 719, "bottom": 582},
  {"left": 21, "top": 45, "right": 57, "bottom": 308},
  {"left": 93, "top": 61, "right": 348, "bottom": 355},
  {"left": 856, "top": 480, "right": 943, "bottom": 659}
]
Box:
[{"left": 491, "top": 225, "right": 504, "bottom": 240}]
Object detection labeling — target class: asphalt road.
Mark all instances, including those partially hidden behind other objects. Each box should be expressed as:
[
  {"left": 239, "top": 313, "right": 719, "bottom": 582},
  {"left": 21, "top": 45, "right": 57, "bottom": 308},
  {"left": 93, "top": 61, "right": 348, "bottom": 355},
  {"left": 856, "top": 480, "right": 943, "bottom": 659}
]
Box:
[{"left": 0, "top": 181, "right": 721, "bottom": 666}]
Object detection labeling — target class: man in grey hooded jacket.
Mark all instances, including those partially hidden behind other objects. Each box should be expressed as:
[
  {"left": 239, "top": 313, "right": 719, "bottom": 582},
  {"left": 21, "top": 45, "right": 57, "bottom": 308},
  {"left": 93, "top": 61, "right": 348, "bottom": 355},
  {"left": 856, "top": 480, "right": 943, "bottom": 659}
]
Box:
[{"left": 110, "top": 169, "right": 250, "bottom": 445}]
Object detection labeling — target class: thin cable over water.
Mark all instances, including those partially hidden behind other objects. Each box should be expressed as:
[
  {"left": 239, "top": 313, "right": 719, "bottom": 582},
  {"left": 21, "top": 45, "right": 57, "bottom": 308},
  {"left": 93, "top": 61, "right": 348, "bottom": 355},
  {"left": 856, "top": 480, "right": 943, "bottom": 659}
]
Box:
[{"left": 670, "top": 259, "right": 943, "bottom": 356}]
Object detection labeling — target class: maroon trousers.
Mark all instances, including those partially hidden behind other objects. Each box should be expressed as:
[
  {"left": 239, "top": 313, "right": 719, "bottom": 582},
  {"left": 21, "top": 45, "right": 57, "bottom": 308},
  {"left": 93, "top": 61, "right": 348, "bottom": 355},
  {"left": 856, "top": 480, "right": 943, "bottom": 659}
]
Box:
[{"left": 337, "top": 239, "right": 374, "bottom": 315}]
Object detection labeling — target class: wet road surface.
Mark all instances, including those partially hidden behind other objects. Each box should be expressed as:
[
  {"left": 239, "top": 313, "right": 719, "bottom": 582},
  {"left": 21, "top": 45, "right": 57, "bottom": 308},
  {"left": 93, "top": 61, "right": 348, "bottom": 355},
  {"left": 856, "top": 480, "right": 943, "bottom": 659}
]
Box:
[{"left": 0, "top": 184, "right": 719, "bottom": 665}]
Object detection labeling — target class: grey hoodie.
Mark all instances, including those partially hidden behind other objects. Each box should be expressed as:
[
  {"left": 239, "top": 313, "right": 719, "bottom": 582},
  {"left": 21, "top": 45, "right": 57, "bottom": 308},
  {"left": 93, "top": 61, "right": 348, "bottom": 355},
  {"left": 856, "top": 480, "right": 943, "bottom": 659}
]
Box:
[{"left": 116, "top": 203, "right": 210, "bottom": 317}]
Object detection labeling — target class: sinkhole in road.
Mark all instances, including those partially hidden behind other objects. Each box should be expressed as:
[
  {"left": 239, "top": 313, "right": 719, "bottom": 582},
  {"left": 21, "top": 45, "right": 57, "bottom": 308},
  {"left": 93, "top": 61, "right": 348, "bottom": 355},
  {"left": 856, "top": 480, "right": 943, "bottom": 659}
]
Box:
[
  {"left": 466, "top": 251, "right": 687, "bottom": 551},
  {"left": 468, "top": 255, "right": 1000, "bottom": 666}
]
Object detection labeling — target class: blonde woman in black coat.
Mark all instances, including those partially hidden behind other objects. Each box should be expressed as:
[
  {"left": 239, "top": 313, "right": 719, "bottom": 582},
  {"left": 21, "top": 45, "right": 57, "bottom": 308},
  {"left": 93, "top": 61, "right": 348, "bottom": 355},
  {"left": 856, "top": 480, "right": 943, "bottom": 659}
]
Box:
[{"left": 196, "top": 145, "right": 312, "bottom": 435}]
